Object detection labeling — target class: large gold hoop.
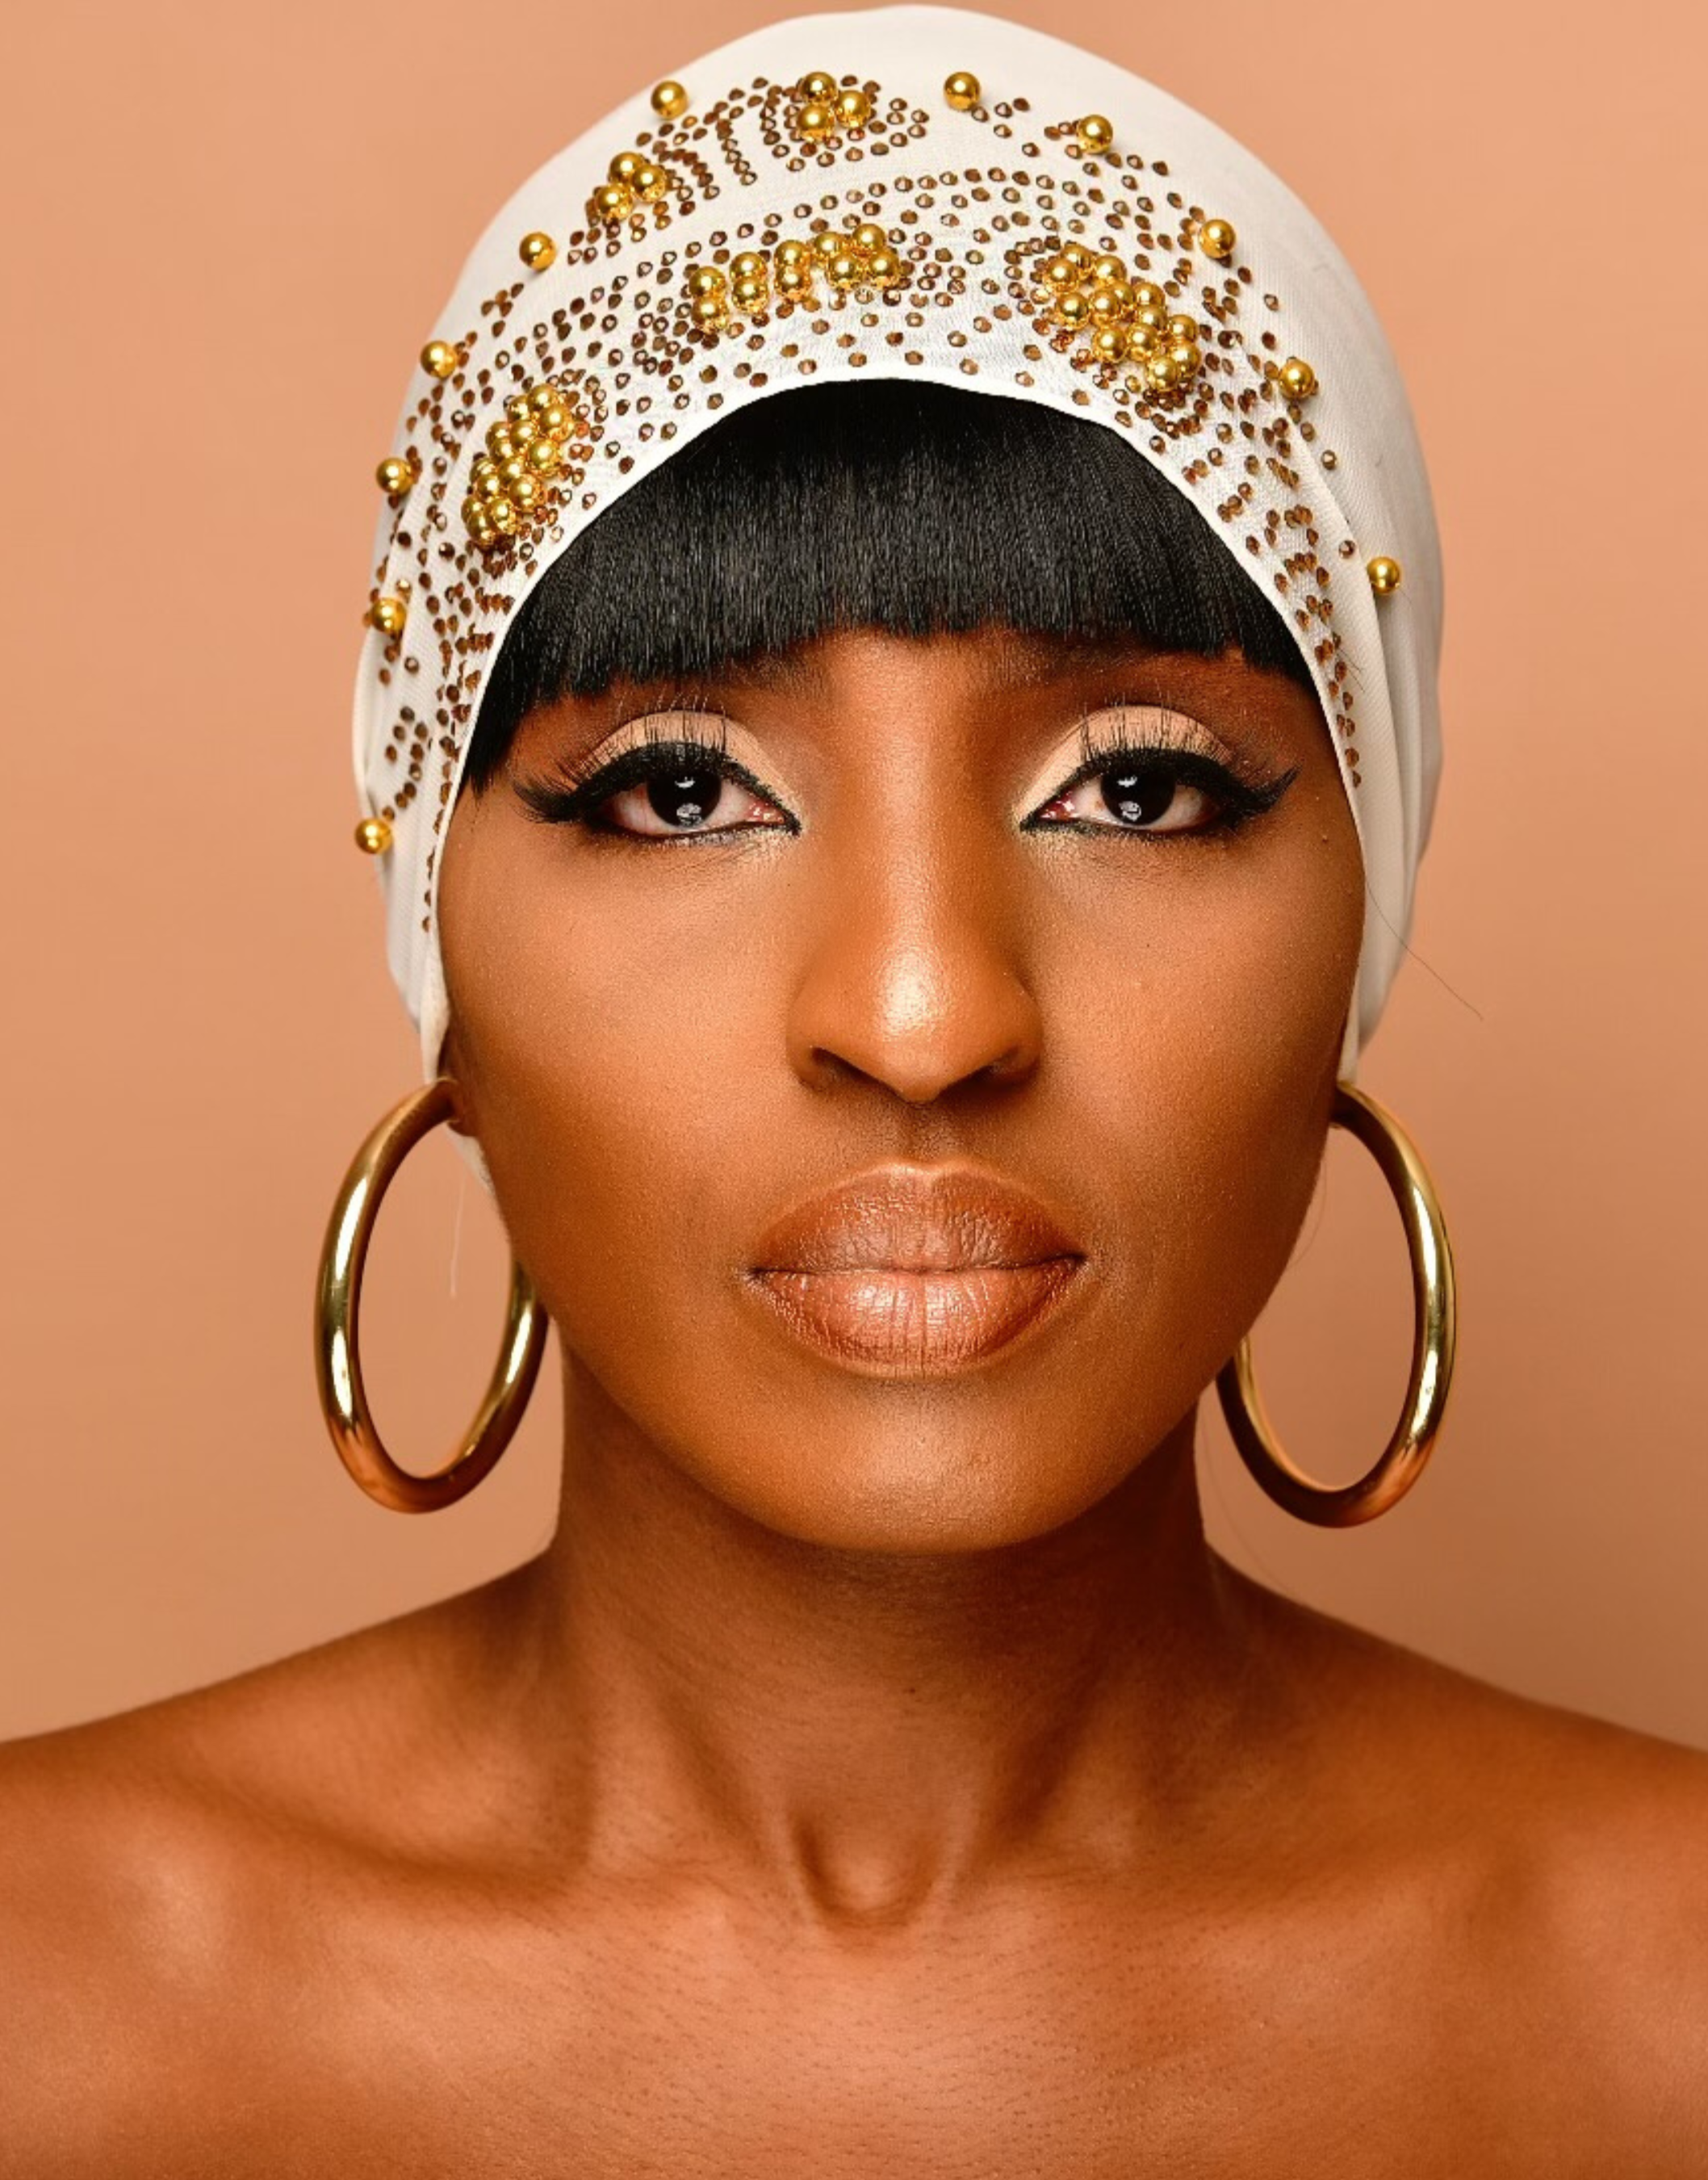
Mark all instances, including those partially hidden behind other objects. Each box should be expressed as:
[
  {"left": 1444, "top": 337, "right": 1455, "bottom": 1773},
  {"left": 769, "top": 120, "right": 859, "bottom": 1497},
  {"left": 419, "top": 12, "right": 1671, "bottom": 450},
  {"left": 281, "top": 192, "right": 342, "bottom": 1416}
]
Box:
[
  {"left": 314, "top": 1080, "right": 547, "bottom": 1513},
  {"left": 1216, "top": 1081, "right": 1456, "bottom": 1528}
]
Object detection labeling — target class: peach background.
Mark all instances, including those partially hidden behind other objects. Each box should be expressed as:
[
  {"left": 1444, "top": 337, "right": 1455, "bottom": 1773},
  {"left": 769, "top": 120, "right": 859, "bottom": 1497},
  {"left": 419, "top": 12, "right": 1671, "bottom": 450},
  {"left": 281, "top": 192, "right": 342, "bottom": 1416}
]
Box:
[{"left": 3, "top": 0, "right": 1703, "bottom": 1747}]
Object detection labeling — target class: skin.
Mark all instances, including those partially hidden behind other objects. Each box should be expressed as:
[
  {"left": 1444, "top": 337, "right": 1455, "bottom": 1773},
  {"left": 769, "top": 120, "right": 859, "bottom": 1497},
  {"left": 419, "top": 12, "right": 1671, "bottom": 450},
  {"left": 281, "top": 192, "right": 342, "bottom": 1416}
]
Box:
[{"left": 2, "top": 627, "right": 1706, "bottom": 2174}]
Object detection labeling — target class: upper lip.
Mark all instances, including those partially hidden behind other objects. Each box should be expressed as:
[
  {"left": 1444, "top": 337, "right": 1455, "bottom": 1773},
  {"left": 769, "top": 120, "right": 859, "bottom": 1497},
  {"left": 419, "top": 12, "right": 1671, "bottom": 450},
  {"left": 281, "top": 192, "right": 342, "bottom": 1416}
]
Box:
[{"left": 749, "top": 1163, "right": 1083, "bottom": 1275}]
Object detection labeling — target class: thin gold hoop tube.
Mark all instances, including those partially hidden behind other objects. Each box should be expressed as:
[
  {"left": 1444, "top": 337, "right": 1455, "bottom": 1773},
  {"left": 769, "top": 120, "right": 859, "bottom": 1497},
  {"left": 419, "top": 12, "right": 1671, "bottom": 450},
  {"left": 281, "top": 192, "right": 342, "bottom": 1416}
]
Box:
[
  {"left": 314, "top": 1080, "right": 548, "bottom": 1513},
  {"left": 1216, "top": 1081, "right": 1457, "bottom": 1528}
]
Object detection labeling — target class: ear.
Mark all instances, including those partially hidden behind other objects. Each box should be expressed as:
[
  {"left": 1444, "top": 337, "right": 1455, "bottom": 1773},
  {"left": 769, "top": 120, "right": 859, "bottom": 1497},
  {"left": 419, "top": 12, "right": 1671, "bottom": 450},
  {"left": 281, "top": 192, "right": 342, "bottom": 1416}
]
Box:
[{"left": 437, "top": 1024, "right": 476, "bottom": 1137}]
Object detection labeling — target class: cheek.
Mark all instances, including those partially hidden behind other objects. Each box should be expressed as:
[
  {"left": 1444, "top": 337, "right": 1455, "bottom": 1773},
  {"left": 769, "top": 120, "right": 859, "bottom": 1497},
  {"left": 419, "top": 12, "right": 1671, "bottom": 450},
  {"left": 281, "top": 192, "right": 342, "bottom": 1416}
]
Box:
[
  {"left": 1036, "top": 812, "right": 1362, "bottom": 1386},
  {"left": 439, "top": 823, "right": 785, "bottom": 1339}
]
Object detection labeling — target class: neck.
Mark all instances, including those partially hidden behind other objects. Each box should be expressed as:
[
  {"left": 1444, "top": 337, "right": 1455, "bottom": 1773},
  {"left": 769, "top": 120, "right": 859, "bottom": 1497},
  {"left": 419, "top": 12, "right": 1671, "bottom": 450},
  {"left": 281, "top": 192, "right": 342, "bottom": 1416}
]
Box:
[{"left": 484, "top": 1360, "right": 1283, "bottom": 1922}]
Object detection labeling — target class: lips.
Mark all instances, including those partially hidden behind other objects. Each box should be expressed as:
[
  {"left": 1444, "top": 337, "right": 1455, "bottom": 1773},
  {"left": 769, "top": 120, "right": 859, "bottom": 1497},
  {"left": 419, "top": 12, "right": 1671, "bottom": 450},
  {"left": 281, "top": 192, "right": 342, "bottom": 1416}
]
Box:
[{"left": 745, "top": 1164, "right": 1085, "bottom": 1374}]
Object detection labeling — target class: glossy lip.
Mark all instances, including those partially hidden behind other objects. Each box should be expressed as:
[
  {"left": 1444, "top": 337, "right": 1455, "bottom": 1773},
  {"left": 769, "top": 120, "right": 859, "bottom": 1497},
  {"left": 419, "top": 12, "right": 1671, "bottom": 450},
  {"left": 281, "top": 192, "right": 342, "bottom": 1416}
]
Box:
[{"left": 743, "top": 1163, "right": 1086, "bottom": 1377}]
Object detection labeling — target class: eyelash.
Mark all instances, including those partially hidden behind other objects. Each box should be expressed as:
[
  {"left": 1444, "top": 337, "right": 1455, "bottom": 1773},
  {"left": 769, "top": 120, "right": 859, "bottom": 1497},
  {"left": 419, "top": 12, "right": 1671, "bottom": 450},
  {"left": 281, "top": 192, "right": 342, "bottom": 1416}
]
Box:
[
  {"left": 1025, "top": 713, "right": 1296, "bottom": 838},
  {"left": 516, "top": 713, "right": 791, "bottom": 842},
  {"left": 514, "top": 709, "right": 1296, "bottom": 845}
]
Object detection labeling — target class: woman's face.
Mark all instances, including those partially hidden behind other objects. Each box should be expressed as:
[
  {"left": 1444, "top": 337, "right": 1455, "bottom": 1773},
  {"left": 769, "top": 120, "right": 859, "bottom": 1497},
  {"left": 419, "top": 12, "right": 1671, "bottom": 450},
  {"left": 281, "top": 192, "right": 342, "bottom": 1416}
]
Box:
[{"left": 439, "top": 624, "right": 1363, "bottom": 1553}]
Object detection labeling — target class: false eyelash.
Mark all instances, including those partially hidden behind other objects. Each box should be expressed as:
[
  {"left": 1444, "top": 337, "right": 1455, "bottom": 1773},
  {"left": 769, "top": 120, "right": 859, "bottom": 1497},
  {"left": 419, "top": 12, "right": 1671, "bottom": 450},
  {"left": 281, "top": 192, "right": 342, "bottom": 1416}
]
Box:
[
  {"left": 1018, "top": 708, "right": 1299, "bottom": 833},
  {"left": 514, "top": 711, "right": 797, "bottom": 835}
]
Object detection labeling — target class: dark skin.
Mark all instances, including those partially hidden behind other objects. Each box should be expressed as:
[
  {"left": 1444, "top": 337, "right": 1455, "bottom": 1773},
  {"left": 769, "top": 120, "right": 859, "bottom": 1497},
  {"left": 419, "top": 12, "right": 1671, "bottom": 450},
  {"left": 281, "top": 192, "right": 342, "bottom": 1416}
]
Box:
[{"left": 3, "top": 628, "right": 1706, "bottom": 2174}]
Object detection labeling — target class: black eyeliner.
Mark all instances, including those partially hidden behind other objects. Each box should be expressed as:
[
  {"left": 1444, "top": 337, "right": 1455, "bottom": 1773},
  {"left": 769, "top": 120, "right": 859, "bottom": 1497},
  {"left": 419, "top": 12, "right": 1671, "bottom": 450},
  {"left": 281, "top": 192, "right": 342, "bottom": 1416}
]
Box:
[
  {"left": 1019, "top": 744, "right": 1298, "bottom": 834},
  {"left": 515, "top": 727, "right": 797, "bottom": 836}
]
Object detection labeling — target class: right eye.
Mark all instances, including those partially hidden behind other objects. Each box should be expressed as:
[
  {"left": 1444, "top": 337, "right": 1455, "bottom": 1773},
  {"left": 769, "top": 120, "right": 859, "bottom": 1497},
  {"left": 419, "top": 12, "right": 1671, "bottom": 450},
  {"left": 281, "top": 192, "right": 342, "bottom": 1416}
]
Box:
[{"left": 517, "top": 727, "right": 797, "bottom": 844}]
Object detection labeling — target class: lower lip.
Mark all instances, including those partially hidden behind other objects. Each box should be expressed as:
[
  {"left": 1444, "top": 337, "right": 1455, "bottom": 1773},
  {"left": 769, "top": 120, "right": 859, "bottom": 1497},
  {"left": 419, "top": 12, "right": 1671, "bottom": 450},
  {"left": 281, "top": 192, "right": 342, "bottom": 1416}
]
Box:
[{"left": 745, "top": 1260, "right": 1082, "bottom": 1375}]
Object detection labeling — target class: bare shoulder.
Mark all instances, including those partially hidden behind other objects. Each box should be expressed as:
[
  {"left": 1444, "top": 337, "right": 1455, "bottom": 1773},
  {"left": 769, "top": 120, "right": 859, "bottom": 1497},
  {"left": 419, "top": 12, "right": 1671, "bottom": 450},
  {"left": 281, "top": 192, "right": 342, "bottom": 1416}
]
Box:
[
  {"left": 1262, "top": 1584, "right": 1708, "bottom": 2157},
  {"left": 0, "top": 1569, "right": 531, "bottom": 2161}
]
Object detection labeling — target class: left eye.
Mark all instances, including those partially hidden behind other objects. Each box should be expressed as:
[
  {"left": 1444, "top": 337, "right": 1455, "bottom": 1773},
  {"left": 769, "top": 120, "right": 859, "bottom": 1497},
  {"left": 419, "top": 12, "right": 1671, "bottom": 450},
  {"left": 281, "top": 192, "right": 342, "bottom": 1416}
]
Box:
[{"left": 1035, "top": 759, "right": 1216, "bottom": 833}]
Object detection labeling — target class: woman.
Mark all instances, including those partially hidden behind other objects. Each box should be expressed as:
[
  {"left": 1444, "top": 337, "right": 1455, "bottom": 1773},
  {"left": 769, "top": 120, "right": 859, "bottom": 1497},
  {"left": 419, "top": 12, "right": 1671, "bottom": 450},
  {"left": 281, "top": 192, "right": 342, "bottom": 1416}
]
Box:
[{"left": 5, "top": 6, "right": 1705, "bottom": 2165}]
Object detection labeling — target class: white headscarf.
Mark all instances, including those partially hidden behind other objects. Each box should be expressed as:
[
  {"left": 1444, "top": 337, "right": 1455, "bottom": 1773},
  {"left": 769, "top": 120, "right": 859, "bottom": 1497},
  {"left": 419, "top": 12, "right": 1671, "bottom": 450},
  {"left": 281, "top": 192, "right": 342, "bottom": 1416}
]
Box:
[{"left": 353, "top": 4, "right": 1442, "bottom": 1080}]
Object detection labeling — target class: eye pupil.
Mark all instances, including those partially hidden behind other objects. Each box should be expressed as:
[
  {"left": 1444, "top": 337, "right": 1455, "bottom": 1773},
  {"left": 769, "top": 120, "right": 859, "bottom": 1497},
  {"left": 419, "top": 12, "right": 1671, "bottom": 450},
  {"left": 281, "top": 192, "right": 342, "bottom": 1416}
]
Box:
[
  {"left": 1101, "top": 765, "right": 1174, "bottom": 828},
  {"left": 647, "top": 769, "right": 721, "bottom": 828}
]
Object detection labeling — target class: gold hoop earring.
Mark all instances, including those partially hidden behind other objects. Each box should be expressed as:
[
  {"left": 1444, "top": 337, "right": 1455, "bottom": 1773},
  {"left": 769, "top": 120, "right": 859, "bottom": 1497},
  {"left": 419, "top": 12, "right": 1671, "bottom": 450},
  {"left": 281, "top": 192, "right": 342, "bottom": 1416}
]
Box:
[
  {"left": 1216, "top": 1081, "right": 1456, "bottom": 1528},
  {"left": 314, "top": 1080, "right": 547, "bottom": 1512}
]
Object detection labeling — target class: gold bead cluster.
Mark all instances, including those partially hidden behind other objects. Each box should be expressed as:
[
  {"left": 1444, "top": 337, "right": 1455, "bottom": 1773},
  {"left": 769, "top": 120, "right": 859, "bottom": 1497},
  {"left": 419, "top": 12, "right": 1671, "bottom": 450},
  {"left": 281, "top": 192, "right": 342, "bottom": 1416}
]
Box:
[
  {"left": 588, "top": 149, "right": 670, "bottom": 226},
  {"left": 460, "top": 379, "right": 589, "bottom": 552},
  {"left": 789, "top": 68, "right": 873, "bottom": 145},
  {"left": 684, "top": 221, "right": 907, "bottom": 331},
  {"left": 1032, "top": 244, "right": 1205, "bottom": 393}
]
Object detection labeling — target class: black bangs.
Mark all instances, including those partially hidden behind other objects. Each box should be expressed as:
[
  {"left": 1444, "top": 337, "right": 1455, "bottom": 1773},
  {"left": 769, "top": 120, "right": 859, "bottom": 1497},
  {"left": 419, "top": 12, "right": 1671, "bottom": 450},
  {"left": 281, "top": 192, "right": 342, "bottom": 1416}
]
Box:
[{"left": 463, "top": 380, "right": 1315, "bottom": 790}]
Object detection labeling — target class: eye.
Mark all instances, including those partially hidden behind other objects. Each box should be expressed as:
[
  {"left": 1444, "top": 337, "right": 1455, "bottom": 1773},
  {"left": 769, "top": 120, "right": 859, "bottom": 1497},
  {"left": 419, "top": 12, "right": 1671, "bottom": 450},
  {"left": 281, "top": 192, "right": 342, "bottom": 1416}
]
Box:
[
  {"left": 596, "top": 748, "right": 787, "bottom": 839},
  {"left": 515, "top": 727, "right": 797, "bottom": 843},
  {"left": 1036, "top": 756, "right": 1214, "bottom": 833},
  {"left": 1025, "top": 746, "right": 1283, "bottom": 836}
]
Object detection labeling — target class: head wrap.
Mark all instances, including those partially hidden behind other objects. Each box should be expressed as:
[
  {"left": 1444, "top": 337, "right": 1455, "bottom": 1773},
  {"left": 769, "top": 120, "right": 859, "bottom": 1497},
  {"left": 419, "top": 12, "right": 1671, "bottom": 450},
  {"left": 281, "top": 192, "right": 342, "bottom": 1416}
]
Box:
[{"left": 353, "top": 4, "right": 1442, "bottom": 1080}]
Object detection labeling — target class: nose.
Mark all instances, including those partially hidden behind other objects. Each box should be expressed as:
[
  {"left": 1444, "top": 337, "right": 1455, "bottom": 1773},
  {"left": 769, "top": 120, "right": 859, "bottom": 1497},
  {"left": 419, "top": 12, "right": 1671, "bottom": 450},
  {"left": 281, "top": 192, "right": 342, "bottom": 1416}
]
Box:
[{"left": 785, "top": 841, "right": 1044, "bottom": 1105}]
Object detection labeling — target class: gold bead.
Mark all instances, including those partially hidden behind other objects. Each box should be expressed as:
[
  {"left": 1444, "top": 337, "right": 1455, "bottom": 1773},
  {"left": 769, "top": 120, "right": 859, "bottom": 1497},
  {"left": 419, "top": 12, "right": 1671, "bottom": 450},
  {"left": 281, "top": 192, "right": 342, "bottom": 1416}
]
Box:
[
  {"left": 810, "top": 230, "right": 844, "bottom": 260},
  {"left": 592, "top": 182, "right": 634, "bottom": 222},
  {"left": 797, "top": 100, "right": 836, "bottom": 140},
  {"left": 1279, "top": 356, "right": 1319, "bottom": 401},
  {"left": 366, "top": 595, "right": 407, "bottom": 635},
  {"left": 1061, "top": 241, "right": 1092, "bottom": 270},
  {"left": 355, "top": 817, "right": 392, "bottom": 855},
  {"left": 1077, "top": 113, "right": 1114, "bottom": 152},
  {"left": 488, "top": 497, "right": 519, "bottom": 535},
  {"left": 731, "top": 250, "right": 767, "bottom": 279},
  {"left": 775, "top": 262, "right": 814, "bottom": 296},
  {"left": 1168, "top": 313, "right": 1199, "bottom": 342},
  {"left": 865, "top": 248, "right": 901, "bottom": 286},
  {"left": 1090, "top": 326, "right": 1128, "bottom": 363},
  {"left": 732, "top": 274, "right": 769, "bottom": 309},
  {"left": 837, "top": 87, "right": 872, "bottom": 126},
  {"left": 1199, "top": 217, "right": 1237, "bottom": 262},
  {"left": 1088, "top": 283, "right": 1133, "bottom": 324},
  {"left": 421, "top": 339, "right": 459, "bottom": 379},
  {"left": 609, "top": 151, "right": 645, "bottom": 185},
  {"left": 692, "top": 295, "right": 729, "bottom": 329},
  {"left": 651, "top": 78, "right": 689, "bottom": 118},
  {"left": 1170, "top": 341, "right": 1202, "bottom": 374},
  {"left": 518, "top": 231, "right": 556, "bottom": 271},
  {"left": 827, "top": 250, "right": 863, "bottom": 287},
  {"left": 687, "top": 264, "right": 726, "bottom": 296},
  {"left": 1133, "top": 304, "right": 1170, "bottom": 337},
  {"left": 1042, "top": 254, "right": 1081, "bottom": 291},
  {"left": 375, "top": 455, "right": 416, "bottom": 496},
  {"left": 527, "top": 382, "right": 559, "bottom": 415},
  {"left": 526, "top": 437, "right": 561, "bottom": 475},
  {"left": 775, "top": 237, "right": 812, "bottom": 267},
  {"left": 1056, "top": 291, "right": 1091, "bottom": 329},
  {"left": 1367, "top": 555, "right": 1403, "bottom": 596},
  {"left": 1146, "top": 352, "right": 1187, "bottom": 389},
  {"left": 798, "top": 69, "right": 837, "bottom": 100},
  {"left": 633, "top": 161, "right": 666, "bottom": 201},
  {"left": 853, "top": 221, "right": 888, "bottom": 254},
  {"left": 944, "top": 69, "right": 980, "bottom": 111}
]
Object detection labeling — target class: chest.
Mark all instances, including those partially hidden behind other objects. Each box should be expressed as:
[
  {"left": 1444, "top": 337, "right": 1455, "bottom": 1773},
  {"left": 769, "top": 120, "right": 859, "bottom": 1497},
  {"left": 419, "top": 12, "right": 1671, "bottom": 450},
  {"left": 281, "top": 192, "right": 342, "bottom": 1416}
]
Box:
[{"left": 136, "top": 1894, "right": 1626, "bottom": 2178}]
